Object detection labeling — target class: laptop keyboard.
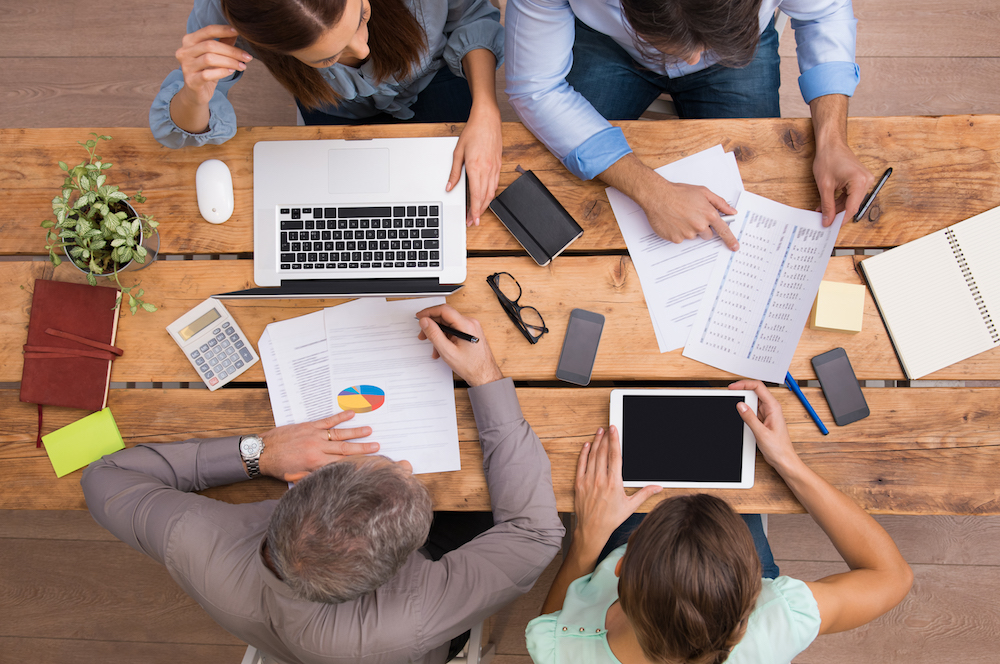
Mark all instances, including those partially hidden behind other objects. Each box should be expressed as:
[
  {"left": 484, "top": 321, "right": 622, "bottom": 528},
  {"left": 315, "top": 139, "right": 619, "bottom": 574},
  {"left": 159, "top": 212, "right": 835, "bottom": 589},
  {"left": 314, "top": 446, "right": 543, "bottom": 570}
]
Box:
[{"left": 276, "top": 204, "right": 442, "bottom": 272}]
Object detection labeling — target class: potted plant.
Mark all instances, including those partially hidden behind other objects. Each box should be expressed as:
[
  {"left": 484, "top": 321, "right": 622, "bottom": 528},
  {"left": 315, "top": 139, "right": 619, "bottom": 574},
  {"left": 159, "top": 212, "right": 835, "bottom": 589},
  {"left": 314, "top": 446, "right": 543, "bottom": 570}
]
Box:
[{"left": 41, "top": 133, "right": 159, "bottom": 314}]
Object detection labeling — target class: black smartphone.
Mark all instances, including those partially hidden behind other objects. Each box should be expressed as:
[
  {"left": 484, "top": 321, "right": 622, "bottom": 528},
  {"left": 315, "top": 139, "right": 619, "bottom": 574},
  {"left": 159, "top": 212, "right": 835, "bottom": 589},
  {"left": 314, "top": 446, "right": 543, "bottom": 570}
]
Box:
[
  {"left": 811, "top": 348, "right": 870, "bottom": 426},
  {"left": 555, "top": 308, "right": 605, "bottom": 386}
]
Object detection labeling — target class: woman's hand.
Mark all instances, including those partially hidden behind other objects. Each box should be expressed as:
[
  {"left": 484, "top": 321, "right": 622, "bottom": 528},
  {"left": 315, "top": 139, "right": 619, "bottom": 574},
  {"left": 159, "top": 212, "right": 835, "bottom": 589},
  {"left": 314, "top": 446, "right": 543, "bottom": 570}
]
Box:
[
  {"left": 574, "top": 426, "right": 661, "bottom": 552},
  {"left": 258, "top": 410, "right": 378, "bottom": 482},
  {"left": 729, "top": 379, "right": 800, "bottom": 472},
  {"left": 175, "top": 24, "right": 252, "bottom": 105},
  {"left": 169, "top": 24, "right": 253, "bottom": 133},
  {"left": 447, "top": 103, "right": 502, "bottom": 227}
]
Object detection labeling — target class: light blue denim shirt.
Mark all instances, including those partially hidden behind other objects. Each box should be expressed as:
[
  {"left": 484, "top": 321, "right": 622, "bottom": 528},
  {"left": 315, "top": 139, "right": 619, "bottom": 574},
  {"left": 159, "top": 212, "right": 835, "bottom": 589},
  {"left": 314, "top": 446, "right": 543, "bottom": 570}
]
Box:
[
  {"left": 505, "top": 0, "right": 859, "bottom": 180},
  {"left": 150, "top": 0, "right": 503, "bottom": 148}
]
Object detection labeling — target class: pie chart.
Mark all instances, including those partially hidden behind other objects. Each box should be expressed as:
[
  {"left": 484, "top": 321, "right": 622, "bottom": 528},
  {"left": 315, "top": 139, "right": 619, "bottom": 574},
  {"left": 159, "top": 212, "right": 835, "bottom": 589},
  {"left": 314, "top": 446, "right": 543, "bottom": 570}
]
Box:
[{"left": 338, "top": 385, "right": 385, "bottom": 413}]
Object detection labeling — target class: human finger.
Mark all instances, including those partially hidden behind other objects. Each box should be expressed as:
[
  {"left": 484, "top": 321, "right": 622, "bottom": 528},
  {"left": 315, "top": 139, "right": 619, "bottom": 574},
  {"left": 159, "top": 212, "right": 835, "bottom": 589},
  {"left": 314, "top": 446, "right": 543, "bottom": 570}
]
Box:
[
  {"left": 466, "top": 169, "right": 487, "bottom": 226},
  {"left": 626, "top": 484, "right": 662, "bottom": 510},
  {"left": 327, "top": 440, "right": 380, "bottom": 456},
  {"left": 187, "top": 48, "right": 249, "bottom": 73},
  {"left": 418, "top": 317, "right": 457, "bottom": 363},
  {"left": 415, "top": 304, "right": 479, "bottom": 335},
  {"left": 709, "top": 215, "right": 740, "bottom": 251},
  {"left": 736, "top": 400, "right": 768, "bottom": 439},
  {"left": 576, "top": 439, "right": 592, "bottom": 483},
  {"left": 181, "top": 29, "right": 252, "bottom": 63},
  {"left": 315, "top": 409, "right": 357, "bottom": 429},
  {"left": 607, "top": 425, "right": 623, "bottom": 477},
  {"left": 446, "top": 146, "right": 464, "bottom": 194},
  {"left": 328, "top": 425, "right": 372, "bottom": 441},
  {"left": 184, "top": 24, "right": 240, "bottom": 44},
  {"left": 843, "top": 176, "right": 870, "bottom": 222},
  {"left": 817, "top": 178, "right": 838, "bottom": 227}
]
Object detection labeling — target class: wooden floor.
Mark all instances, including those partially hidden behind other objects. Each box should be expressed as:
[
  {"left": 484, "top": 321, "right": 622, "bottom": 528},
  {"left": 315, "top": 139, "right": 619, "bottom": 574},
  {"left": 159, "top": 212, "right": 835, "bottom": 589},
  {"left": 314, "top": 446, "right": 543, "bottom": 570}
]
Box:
[{"left": 3, "top": 1, "right": 1000, "bottom": 662}]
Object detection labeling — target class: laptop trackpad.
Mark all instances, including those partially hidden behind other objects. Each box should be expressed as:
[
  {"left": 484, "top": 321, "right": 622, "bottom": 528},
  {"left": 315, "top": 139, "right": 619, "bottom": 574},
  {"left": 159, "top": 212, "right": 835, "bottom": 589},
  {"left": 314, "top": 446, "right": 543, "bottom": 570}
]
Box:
[{"left": 329, "top": 148, "right": 390, "bottom": 195}]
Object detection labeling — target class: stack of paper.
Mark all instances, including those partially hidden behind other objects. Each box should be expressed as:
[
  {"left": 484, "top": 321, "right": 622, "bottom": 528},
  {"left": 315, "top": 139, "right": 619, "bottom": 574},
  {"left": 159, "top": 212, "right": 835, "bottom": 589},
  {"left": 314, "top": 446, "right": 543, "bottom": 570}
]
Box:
[
  {"left": 606, "top": 146, "right": 744, "bottom": 352},
  {"left": 258, "top": 297, "right": 460, "bottom": 474},
  {"left": 608, "top": 147, "right": 844, "bottom": 382}
]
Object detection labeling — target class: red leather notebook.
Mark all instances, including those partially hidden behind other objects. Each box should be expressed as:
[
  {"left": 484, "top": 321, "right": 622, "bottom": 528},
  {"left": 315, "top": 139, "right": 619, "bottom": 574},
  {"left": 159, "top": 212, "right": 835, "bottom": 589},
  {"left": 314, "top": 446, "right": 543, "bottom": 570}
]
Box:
[{"left": 20, "top": 280, "right": 122, "bottom": 412}]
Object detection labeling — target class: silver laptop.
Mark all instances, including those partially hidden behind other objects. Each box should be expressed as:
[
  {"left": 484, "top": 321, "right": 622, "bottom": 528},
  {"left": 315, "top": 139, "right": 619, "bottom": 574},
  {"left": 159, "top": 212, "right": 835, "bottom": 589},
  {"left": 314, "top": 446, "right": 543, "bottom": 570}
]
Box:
[{"left": 218, "top": 137, "right": 466, "bottom": 298}]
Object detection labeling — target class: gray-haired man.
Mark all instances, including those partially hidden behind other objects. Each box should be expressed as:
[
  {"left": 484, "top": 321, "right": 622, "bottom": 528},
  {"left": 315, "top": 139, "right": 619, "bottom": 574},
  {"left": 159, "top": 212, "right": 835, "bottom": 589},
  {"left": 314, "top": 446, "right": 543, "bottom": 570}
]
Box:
[{"left": 82, "top": 304, "right": 564, "bottom": 664}]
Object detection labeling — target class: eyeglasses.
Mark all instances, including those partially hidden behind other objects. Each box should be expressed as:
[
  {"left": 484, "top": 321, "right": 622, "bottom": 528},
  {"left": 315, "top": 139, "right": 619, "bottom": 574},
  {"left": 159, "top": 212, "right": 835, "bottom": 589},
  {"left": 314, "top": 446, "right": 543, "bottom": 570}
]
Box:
[{"left": 487, "top": 272, "right": 549, "bottom": 344}]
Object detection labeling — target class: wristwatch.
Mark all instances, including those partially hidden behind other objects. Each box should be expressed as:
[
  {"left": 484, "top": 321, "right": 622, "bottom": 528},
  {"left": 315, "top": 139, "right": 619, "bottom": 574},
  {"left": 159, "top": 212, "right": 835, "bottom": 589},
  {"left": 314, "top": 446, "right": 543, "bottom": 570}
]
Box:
[{"left": 239, "top": 435, "right": 265, "bottom": 478}]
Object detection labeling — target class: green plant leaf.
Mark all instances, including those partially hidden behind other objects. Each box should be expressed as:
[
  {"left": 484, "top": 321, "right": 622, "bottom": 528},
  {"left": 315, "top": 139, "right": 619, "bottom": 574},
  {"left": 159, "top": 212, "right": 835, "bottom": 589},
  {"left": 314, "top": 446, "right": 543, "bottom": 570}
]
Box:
[
  {"left": 101, "top": 162, "right": 112, "bottom": 170},
  {"left": 41, "top": 220, "right": 54, "bottom": 228},
  {"left": 140, "top": 302, "right": 157, "bottom": 313},
  {"left": 90, "top": 239, "right": 106, "bottom": 251},
  {"left": 52, "top": 254, "right": 62, "bottom": 267},
  {"left": 108, "top": 191, "right": 127, "bottom": 202},
  {"left": 79, "top": 175, "right": 90, "bottom": 190},
  {"left": 130, "top": 304, "right": 138, "bottom": 315},
  {"left": 85, "top": 163, "right": 98, "bottom": 171},
  {"left": 99, "top": 135, "right": 112, "bottom": 141},
  {"left": 69, "top": 246, "right": 83, "bottom": 257},
  {"left": 85, "top": 139, "right": 96, "bottom": 148},
  {"left": 96, "top": 174, "right": 106, "bottom": 188},
  {"left": 87, "top": 273, "right": 97, "bottom": 286},
  {"left": 111, "top": 238, "right": 125, "bottom": 247},
  {"left": 135, "top": 245, "right": 147, "bottom": 257},
  {"left": 58, "top": 161, "right": 68, "bottom": 171},
  {"left": 62, "top": 188, "right": 72, "bottom": 200},
  {"left": 136, "top": 289, "right": 144, "bottom": 297}
]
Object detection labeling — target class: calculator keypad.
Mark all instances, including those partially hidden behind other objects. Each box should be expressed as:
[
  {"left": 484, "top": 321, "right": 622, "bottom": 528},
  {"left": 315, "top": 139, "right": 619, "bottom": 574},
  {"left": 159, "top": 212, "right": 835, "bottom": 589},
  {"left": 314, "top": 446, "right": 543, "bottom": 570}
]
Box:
[{"left": 190, "top": 325, "right": 253, "bottom": 388}]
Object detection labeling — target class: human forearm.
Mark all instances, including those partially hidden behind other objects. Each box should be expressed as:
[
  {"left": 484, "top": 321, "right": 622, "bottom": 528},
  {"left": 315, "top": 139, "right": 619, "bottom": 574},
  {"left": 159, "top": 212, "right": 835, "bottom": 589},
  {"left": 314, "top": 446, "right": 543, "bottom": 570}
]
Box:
[
  {"left": 81, "top": 438, "right": 248, "bottom": 560},
  {"left": 539, "top": 535, "right": 602, "bottom": 615},
  {"left": 773, "top": 457, "right": 907, "bottom": 574},
  {"left": 169, "top": 85, "right": 212, "bottom": 134},
  {"left": 462, "top": 48, "right": 499, "bottom": 116},
  {"left": 809, "top": 94, "right": 849, "bottom": 153}
]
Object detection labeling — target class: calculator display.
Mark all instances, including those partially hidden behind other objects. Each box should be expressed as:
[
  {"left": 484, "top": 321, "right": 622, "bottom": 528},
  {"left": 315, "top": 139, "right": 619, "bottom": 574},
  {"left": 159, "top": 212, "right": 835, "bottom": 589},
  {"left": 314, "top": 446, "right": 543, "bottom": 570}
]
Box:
[{"left": 178, "top": 308, "right": 221, "bottom": 341}]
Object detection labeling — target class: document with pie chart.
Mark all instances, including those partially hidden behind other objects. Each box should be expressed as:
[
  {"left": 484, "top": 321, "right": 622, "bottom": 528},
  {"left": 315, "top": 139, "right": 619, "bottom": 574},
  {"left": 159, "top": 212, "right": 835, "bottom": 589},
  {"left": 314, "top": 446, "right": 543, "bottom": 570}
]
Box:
[{"left": 322, "top": 297, "right": 460, "bottom": 474}]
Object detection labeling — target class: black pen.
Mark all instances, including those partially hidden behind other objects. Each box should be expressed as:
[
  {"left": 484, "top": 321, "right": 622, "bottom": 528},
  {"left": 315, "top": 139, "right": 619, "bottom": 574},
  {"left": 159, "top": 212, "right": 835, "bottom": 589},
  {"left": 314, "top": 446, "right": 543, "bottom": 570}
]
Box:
[
  {"left": 437, "top": 323, "right": 479, "bottom": 343},
  {"left": 854, "top": 167, "right": 892, "bottom": 222}
]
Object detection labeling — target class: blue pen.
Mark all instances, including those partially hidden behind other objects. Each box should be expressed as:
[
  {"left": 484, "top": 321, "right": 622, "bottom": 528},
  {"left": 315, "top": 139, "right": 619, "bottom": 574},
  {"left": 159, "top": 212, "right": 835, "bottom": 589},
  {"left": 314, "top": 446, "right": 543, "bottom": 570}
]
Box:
[{"left": 784, "top": 372, "right": 829, "bottom": 435}]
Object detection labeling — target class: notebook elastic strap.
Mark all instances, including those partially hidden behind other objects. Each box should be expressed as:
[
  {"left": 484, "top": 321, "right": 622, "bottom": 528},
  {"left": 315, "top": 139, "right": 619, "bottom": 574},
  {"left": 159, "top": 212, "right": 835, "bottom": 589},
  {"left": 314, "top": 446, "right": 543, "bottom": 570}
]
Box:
[
  {"left": 23, "top": 345, "right": 118, "bottom": 361},
  {"left": 45, "top": 327, "right": 124, "bottom": 355},
  {"left": 37, "top": 404, "right": 43, "bottom": 448}
]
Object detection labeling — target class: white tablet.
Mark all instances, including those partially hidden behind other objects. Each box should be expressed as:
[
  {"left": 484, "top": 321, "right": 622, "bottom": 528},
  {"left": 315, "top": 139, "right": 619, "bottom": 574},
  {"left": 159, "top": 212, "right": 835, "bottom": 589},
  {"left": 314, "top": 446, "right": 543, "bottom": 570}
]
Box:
[{"left": 610, "top": 389, "right": 758, "bottom": 489}]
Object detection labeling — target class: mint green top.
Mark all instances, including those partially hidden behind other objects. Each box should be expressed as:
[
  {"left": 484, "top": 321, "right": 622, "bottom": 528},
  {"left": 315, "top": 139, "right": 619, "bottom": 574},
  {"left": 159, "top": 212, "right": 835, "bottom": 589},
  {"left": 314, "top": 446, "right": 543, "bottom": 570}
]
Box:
[{"left": 525, "top": 545, "right": 822, "bottom": 664}]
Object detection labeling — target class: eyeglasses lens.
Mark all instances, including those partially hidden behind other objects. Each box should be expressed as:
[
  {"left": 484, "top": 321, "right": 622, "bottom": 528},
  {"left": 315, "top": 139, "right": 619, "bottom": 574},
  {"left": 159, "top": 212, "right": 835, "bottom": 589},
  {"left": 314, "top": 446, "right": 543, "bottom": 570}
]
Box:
[{"left": 495, "top": 273, "right": 522, "bottom": 303}]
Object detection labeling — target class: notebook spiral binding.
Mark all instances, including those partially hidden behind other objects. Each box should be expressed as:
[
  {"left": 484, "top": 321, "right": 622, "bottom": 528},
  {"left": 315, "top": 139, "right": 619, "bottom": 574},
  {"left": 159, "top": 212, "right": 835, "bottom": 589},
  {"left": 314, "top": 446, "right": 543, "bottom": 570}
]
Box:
[{"left": 947, "top": 228, "right": 999, "bottom": 343}]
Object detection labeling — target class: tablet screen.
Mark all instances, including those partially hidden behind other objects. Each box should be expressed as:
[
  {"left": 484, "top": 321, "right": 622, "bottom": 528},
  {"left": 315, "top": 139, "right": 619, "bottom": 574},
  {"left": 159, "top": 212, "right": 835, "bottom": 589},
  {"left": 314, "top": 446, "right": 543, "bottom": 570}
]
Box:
[{"left": 621, "top": 395, "right": 746, "bottom": 483}]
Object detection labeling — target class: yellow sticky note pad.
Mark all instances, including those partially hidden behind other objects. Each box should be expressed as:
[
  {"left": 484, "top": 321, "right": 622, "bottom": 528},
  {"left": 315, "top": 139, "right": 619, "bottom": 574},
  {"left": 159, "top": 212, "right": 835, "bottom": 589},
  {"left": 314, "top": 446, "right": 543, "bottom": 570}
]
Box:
[
  {"left": 810, "top": 281, "right": 866, "bottom": 334},
  {"left": 42, "top": 407, "right": 125, "bottom": 478}
]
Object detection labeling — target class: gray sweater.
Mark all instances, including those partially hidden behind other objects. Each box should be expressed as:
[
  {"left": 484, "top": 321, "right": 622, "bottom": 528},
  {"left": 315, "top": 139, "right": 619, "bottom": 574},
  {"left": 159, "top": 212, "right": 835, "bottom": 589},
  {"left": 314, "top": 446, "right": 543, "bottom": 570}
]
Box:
[{"left": 82, "top": 378, "right": 563, "bottom": 663}]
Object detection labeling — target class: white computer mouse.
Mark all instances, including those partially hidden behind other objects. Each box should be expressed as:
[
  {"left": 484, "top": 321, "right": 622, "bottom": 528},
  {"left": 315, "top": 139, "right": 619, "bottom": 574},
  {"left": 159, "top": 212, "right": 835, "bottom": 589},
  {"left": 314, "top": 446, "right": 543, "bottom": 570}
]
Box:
[{"left": 196, "top": 159, "right": 234, "bottom": 224}]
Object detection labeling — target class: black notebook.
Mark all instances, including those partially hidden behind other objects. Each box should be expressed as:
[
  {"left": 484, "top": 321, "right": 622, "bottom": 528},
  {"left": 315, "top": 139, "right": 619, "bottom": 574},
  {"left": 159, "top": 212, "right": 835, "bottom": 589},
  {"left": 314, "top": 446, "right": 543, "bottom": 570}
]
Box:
[
  {"left": 489, "top": 171, "right": 583, "bottom": 266},
  {"left": 859, "top": 205, "right": 1000, "bottom": 379}
]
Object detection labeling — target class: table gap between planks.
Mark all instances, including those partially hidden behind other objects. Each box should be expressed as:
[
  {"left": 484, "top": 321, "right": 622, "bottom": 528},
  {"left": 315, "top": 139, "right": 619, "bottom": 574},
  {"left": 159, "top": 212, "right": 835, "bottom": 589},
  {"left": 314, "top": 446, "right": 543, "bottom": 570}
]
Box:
[{"left": 2, "top": 119, "right": 999, "bottom": 515}]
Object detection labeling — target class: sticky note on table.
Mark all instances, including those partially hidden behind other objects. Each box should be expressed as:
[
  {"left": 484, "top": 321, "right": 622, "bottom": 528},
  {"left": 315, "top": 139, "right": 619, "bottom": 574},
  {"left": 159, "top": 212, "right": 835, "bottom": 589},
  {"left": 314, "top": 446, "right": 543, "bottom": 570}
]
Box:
[
  {"left": 42, "top": 407, "right": 125, "bottom": 478},
  {"left": 809, "top": 281, "right": 866, "bottom": 334}
]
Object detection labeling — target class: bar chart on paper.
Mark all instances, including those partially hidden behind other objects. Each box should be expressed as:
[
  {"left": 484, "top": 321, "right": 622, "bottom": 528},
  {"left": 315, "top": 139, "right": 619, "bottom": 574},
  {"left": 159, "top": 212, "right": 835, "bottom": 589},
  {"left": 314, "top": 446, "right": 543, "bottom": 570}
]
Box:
[{"left": 338, "top": 385, "right": 386, "bottom": 413}]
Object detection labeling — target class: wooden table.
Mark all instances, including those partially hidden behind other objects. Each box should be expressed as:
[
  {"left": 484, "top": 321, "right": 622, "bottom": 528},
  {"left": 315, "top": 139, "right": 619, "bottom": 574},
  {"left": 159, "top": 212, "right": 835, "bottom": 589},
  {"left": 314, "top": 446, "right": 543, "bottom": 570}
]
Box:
[{"left": 3, "top": 118, "right": 999, "bottom": 515}]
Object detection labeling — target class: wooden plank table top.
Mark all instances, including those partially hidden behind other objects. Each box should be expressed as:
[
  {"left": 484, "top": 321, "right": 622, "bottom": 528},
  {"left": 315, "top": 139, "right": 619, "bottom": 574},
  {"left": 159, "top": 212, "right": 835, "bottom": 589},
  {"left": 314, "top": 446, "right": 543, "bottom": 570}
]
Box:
[
  {"left": 3, "top": 118, "right": 999, "bottom": 515},
  {"left": 3, "top": 116, "right": 1000, "bottom": 257},
  {"left": 3, "top": 388, "right": 998, "bottom": 515}
]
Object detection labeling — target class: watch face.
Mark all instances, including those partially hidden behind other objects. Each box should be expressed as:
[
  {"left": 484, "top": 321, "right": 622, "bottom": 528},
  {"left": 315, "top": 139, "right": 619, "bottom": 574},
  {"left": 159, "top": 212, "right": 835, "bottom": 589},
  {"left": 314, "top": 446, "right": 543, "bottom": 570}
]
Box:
[{"left": 240, "top": 436, "right": 263, "bottom": 457}]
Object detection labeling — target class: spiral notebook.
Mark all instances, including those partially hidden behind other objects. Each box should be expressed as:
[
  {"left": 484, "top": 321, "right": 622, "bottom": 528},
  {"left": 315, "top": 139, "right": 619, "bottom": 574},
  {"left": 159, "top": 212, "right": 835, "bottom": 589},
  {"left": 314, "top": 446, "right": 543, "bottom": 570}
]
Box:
[{"left": 859, "top": 205, "right": 1000, "bottom": 379}]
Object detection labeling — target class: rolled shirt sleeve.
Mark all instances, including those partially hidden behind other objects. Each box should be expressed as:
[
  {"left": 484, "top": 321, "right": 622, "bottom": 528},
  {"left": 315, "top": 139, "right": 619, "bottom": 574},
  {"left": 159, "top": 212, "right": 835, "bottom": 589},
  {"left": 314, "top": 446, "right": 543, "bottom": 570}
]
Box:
[
  {"left": 442, "top": 0, "right": 505, "bottom": 77},
  {"left": 504, "top": 0, "right": 632, "bottom": 180},
  {"left": 779, "top": 0, "right": 859, "bottom": 103},
  {"left": 148, "top": 0, "right": 243, "bottom": 149}
]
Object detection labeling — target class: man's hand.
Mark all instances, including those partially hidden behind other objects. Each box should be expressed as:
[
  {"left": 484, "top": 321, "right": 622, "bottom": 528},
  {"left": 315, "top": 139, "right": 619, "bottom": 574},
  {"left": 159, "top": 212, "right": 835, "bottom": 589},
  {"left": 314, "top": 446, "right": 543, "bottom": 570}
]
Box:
[
  {"left": 810, "top": 94, "right": 875, "bottom": 226},
  {"left": 258, "top": 410, "right": 378, "bottom": 482},
  {"left": 416, "top": 304, "right": 503, "bottom": 386},
  {"left": 573, "top": 426, "right": 661, "bottom": 553},
  {"left": 729, "top": 380, "right": 801, "bottom": 472},
  {"left": 599, "top": 153, "right": 739, "bottom": 250}
]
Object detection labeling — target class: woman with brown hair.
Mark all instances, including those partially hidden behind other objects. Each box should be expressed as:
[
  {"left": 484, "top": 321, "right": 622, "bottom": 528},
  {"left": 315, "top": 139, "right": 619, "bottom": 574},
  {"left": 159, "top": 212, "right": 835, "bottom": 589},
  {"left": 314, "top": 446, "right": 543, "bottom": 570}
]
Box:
[
  {"left": 527, "top": 380, "right": 913, "bottom": 664},
  {"left": 150, "top": 0, "right": 503, "bottom": 224}
]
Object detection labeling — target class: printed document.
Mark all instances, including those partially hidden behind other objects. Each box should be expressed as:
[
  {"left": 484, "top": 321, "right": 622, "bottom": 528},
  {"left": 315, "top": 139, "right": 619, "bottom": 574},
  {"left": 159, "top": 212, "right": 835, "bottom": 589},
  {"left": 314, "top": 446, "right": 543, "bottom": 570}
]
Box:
[
  {"left": 606, "top": 145, "right": 745, "bottom": 351},
  {"left": 259, "top": 297, "right": 460, "bottom": 474},
  {"left": 683, "top": 192, "right": 844, "bottom": 382}
]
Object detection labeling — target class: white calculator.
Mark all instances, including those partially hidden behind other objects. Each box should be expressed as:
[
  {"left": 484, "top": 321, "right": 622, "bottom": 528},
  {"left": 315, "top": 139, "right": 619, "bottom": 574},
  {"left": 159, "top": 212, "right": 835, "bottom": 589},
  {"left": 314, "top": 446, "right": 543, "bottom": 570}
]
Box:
[{"left": 166, "top": 298, "right": 259, "bottom": 390}]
